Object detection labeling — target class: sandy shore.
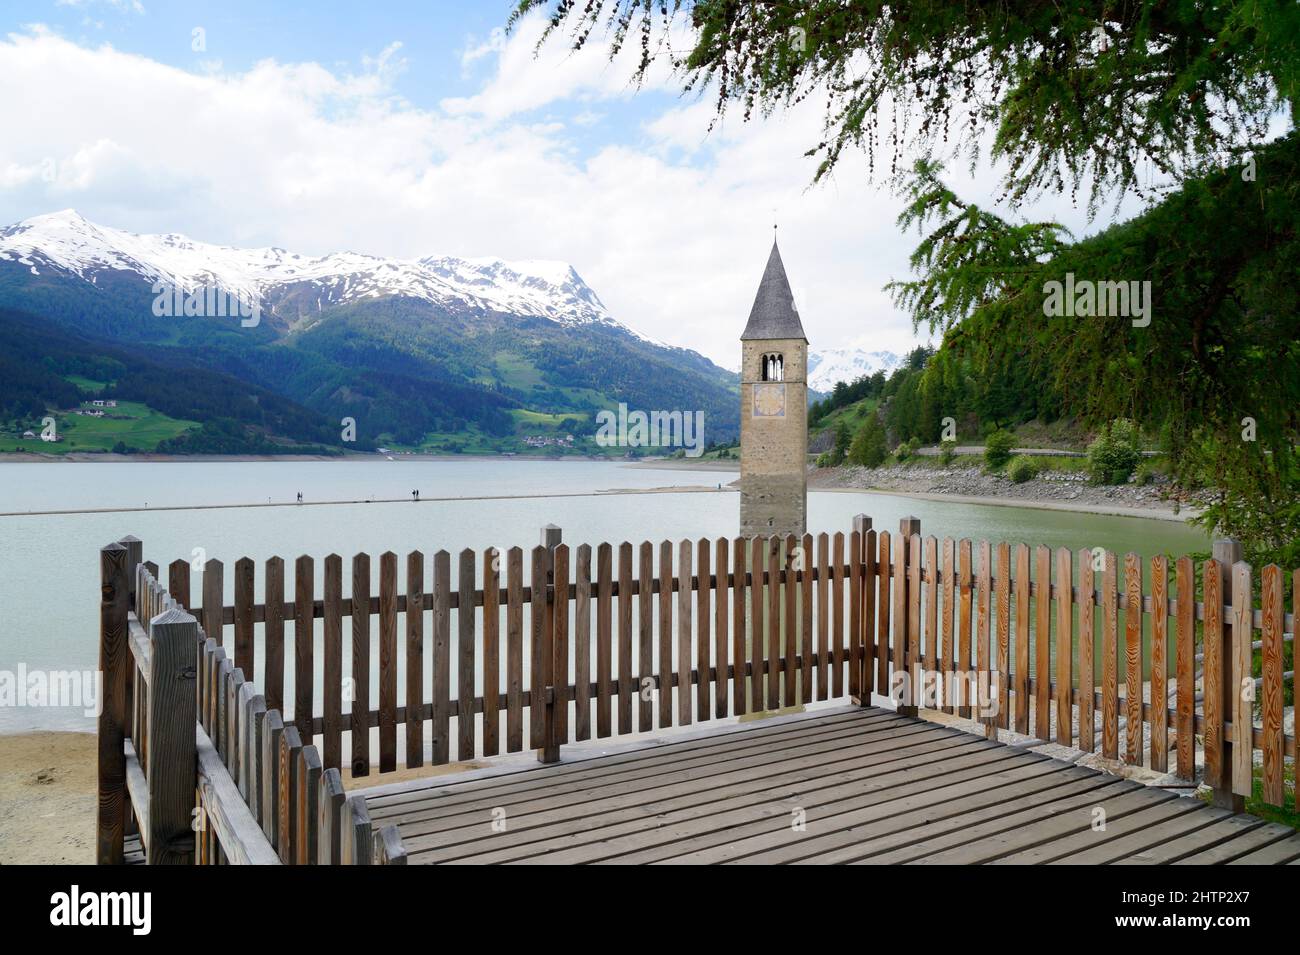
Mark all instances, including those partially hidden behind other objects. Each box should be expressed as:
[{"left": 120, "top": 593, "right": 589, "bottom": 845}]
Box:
[
  {"left": 0, "top": 732, "right": 97, "bottom": 864},
  {"left": 0, "top": 730, "right": 488, "bottom": 863}
]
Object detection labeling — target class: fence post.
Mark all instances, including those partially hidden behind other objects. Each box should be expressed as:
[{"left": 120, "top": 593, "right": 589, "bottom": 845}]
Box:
[
  {"left": 318, "top": 768, "right": 346, "bottom": 865},
  {"left": 146, "top": 608, "right": 199, "bottom": 864},
  {"left": 897, "top": 517, "right": 921, "bottom": 717},
  {"left": 118, "top": 535, "right": 143, "bottom": 845},
  {"left": 340, "top": 795, "right": 372, "bottom": 865},
  {"left": 120, "top": 536, "right": 143, "bottom": 602},
  {"left": 1208, "top": 538, "right": 1245, "bottom": 812},
  {"left": 852, "top": 515, "right": 872, "bottom": 707},
  {"left": 376, "top": 824, "right": 408, "bottom": 865},
  {"left": 538, "top": 525, "right": 563, "bottom": 764},
  {"left": 96, "top": 542, "right": 129, "bottom": 865}
]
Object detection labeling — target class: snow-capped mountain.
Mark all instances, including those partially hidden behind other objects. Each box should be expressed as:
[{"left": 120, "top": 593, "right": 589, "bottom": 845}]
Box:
[
  {"left": 0, "top": 209, "right": 634, "bottom": 334},
  {"left": 0, "top": 209, "right": 742, "bottom": 449},
  {"left": 806, "top": 345, "right": 902, "bottom": 392}
]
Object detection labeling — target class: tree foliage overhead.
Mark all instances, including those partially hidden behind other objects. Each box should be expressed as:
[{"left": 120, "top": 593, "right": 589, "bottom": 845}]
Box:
[
  {"left": 514, "top": 0, "right": 1298, "bottom": 209},
  {"left": 892, "top": 133, "right": 1300, "bottom": 563}
]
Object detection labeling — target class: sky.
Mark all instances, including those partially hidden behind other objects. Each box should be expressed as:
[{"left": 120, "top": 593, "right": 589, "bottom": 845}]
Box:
[{"left": 0, "top": 0, "right": 1154, "bottom": 368}]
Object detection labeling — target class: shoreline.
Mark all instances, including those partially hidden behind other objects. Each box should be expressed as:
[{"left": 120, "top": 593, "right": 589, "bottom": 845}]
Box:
[
  {"left": 630, "top": 457, "right": 1197, "bottom": 524},
  {"left": 818, "top": 484, "right": 1191, "bottom": 523},
  {"left": 809, "top": 462, "right": 1199, "bottom": 524}
]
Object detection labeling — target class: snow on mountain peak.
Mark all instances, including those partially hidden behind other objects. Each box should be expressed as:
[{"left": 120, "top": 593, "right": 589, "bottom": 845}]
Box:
[
  {"left": 0, "top": 210, "right": 629, "bottom": 332},
  {"left": 806, "top": 344, "right": 903, "bottom": 392}
]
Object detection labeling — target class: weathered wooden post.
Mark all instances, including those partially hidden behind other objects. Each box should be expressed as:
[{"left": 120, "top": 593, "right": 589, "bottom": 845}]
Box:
[
  {"left": 167, "top": 558, "right": 191, "bottom": 608},
  {"left": 1207, "top": 538, "right": 1246, "bottom": 811},
  {"left": 852, "top": 515, "right": 872, "bottom": 706},
  {"left": 340, "top": 795, "right": 372, "bottom": 865},
  {"left": 278, "top": 724, "right": 302, "bottom": 863},
  {"left": 538, "top": 525, "right": 563, "bottom": 763},
  {"left": 259, "top": 709, "right": 284, "bottom": 847},
  {"left": 318, "top": 768, "right": 346, "bottom": 864},
  {"left": 120, "top": 536, "right": 143, "bottom": 611},
  {"left": 146, "top": 607, "right": 199, "bottom": 864},
  {"left": 97, "top": 541, "right": 129, "bottom": 865},
  {"left": 296, "top": 744, "right": 322, "bottom": 865},
  {"left": 118, "top": 535, "right": 142, "bottom": 845},
  {"left": 897, "top": 517, "right": 921, "bottom": 717},
  {"left": 376, "top": 824, "right": 408, "bottom": 865}
]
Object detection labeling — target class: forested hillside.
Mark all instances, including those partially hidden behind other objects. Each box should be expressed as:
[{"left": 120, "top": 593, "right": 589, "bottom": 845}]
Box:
[{"left": 0, "top": 308, "right": 349, "bottom": 454}]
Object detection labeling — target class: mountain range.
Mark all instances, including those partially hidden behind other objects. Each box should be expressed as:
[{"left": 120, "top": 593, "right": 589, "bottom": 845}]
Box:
[
  {"left": 0, "top": 211, "right": 890, "bottom": 455},
  {"left": 0, "top": 211, "right": 738, "bottom": 454},
  {"left": 806, "top": 344, "right": 902, "bottom": 393}
]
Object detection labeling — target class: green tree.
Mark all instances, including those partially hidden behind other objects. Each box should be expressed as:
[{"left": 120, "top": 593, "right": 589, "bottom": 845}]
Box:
[
  {"left": 892, "top": 142, "right": 1299, "bottom": 562},
  {"left": 849, "top": 414, "right": 888, "bottom": 468},
  {"left": 831, "top": 419, "right": 852, "bottom": 465},
  {"left": 514, "top": 1, "right": 1297, "bottom": 210}
]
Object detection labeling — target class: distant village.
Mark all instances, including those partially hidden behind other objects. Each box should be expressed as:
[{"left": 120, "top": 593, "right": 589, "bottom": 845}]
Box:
[{"left": 13, "top": 399, "right": 121, "bottom": 442}]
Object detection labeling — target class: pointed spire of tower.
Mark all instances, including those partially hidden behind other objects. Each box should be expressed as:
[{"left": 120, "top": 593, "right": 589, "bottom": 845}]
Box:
[{"left": 740, "top": 239, "right": 807, "bottom": 341}]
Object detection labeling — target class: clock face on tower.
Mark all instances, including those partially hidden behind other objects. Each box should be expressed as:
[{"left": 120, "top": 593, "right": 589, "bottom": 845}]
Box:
[{"left": 751, "top": 382, "right": 787, "bottom": 418}]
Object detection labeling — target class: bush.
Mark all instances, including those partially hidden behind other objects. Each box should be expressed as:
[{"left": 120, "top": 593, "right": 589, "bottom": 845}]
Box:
[
  {"left": 1087, "top": 418, "right": 1143, "bottom": 484},
  {"left": 894, "top": 436, "right": 921, "bottom": 462},
  {"left": 815, "top": 452, "right": 832, "bottom": 468},
  {"left": 984, "top": 429, "right": 1016, "bottom": 470},
  {"left": 1133, "top": 454, "right": 1164, "bottom": 485},
  {"left": 1007, "top": 455, "right": 1038, "bottom": 483},
  {"left": 938, "top": 438, "right": 956, "bottom": 466}
]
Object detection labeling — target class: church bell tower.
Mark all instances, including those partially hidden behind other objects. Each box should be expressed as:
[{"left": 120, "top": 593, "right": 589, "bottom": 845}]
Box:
[{"left": 739, "top": 239, "right": 808, "bottom": 538}]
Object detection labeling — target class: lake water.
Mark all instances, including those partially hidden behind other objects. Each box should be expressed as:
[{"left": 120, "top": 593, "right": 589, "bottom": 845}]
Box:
[{"left": 0, "top": 459, "right": 1208, "bottom": 733}]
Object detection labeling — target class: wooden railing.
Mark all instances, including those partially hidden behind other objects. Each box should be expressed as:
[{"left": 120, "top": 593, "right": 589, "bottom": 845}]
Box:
[
  {"left": 97, "top": 536, "right": 405, "bottom": 865},
  {"left": 99, "top": 516, "right": 1299, "bottom": 864},
  {"left": 154, "top": 517, "right": 880, "bottom": 779},
  {"left": 217, "top": 519, "right": 1297, "bottom": 810},
  {"left": 870, "top": 528, "right": 1296, "bottom": 812}
]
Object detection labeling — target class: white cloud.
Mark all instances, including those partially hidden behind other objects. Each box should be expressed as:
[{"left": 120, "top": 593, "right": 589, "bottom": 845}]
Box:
[
  {"left": 460, "top": 27, "right": 507, "bottom": 70},
  {"left": 0, "top": 16, "right": 1146, "bottom": 368},
  {"left": 443, "top": 14, "right": 685, "bottom": 122},
  {"left": 55, "top": 0, "right": 144, "bottom": 14}
]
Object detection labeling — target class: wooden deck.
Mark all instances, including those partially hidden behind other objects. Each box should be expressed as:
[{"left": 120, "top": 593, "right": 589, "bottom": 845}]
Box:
[{"left": 361, "top": 706, "right": 1300, "bottom": 864}]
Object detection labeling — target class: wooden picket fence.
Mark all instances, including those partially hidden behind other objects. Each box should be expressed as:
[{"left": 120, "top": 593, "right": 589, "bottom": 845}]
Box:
[
  {"left": 99, "top": 515, "right": 1298, "bottom": 864},
  {"left": 96, "top": 537, "right": 405, "bottom": 866},
  {"left": 157, "top": 519, "right": 881, "bottom": 777},
  {"left": 896, "top": 535, "right": 1296, "bottom": 811}
]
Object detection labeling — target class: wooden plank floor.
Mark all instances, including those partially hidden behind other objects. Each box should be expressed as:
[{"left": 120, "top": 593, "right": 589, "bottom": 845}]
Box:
[
  {"left": 361, "top": 707, "right": 1300, "bottom": 865},
  {"left": 124, "top": 833, "right": 145, "bottom": 865}
]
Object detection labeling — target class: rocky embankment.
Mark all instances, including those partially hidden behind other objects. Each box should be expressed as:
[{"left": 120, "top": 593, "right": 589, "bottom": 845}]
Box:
[{"left": 811, "top": 462, "right": 1191, "bottom": 518}]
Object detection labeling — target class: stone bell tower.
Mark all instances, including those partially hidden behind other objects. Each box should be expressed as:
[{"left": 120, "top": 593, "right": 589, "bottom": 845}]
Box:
[{"left": 739, "top": 239, "right": 808, "bottom": 538}]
